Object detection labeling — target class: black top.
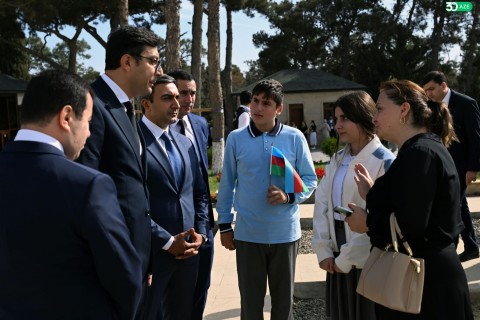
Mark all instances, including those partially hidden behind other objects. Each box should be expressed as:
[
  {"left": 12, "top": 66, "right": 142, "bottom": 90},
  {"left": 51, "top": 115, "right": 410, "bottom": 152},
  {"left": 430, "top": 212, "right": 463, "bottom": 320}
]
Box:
[{"left": 366, "top": 133, "right": 464, "bottom": 254}]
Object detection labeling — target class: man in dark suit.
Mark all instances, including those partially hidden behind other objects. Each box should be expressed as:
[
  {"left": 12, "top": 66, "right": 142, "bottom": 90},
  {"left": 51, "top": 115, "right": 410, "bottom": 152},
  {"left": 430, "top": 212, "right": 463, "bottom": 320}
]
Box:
[
  {"left": 139, "top": 75, "right": 210, "bottom": 319},
  {"left": 76, "top": 26, "right": 162, "bottom": 315},
  {"left": 0, "top": 70, "right": 142, "bottom": 319},
  {"left": 422, "top": 71, "right": 480, "bottom": 262},
  {"left": 168, "top": 70, "right": 215, "bottom": 319}
]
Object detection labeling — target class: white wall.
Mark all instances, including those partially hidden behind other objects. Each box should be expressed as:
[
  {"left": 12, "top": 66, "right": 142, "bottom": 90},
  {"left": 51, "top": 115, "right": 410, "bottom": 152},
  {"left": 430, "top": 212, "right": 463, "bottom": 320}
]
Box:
[{"left": 278, "top": 90, "right": 353, "bottom": 125}]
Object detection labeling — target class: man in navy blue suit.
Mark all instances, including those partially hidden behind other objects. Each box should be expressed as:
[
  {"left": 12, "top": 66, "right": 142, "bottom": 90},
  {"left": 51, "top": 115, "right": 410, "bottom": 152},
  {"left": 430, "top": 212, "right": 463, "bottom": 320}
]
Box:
[
  {"left": 76, "top": 26, "right": 162, "bottom": 317},
  {"left": 422, "top": 71, "right": 480, "bottom": 262},
  {"left": 0, "top": 70, "right": 142, "bottom": 319},
  {"left": 139, "top": 75, "right": 210, "bottom": 320},
  {"left": 168, "top": 70, "right": 215, "bottom": 319}
]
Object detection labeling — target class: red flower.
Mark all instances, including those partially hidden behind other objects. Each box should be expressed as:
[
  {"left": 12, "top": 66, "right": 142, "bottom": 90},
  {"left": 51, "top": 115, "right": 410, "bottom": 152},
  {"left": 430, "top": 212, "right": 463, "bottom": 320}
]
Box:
[{"left": 315, "top": 167, "right": 326, "bottom": 179}]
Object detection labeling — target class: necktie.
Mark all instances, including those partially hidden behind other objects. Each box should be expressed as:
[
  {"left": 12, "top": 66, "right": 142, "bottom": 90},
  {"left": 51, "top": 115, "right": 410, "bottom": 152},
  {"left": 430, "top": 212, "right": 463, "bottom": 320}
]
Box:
[
  {"left": 177, "top": 119, "right": 186, "bottom": 136},
  {"left": 160, "top": 132, "right": 183, "bottom": 187},
  {"left": 124, "top": 101, "right": 141, "bottom": 153}
]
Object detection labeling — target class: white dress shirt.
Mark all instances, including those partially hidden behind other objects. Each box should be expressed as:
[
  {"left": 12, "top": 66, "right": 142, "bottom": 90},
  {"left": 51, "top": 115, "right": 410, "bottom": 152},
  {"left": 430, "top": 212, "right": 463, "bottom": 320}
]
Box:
[{"left": 15, "top": 129, "right": 64, "bottom": 153}]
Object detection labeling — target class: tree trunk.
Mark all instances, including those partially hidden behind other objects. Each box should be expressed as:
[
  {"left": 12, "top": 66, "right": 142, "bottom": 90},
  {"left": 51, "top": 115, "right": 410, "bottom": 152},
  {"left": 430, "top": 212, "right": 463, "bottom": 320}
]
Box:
[
  {"left": 191, "top": 0, "right": 204, "bottom": 109},
  {"left": 110, "top": 0, "right": 129, "bottom": 35},
  {"left": 67, "top": 41, "right": 78, "bottom": 73},
  {"left": 207, "top": 0, "right": 224, "bottom": 174},
  {"left": 165, "top": 0, "right": 181, "bottom": 72},
  {"left": 429, "top": 0, "right": 447, "bottom": 69},
  {"left": 223, "top": 6, "right": 234, "bottom": 134},
  {"left": 460, "top": 1, "right": 479, "bottom": 94}
]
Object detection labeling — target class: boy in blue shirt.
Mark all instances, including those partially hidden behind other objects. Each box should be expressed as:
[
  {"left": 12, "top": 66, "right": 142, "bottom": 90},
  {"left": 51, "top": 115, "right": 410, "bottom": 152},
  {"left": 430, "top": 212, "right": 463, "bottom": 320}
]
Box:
[{"left": 216, "top": 79, "right": 317, "bottom": 319}]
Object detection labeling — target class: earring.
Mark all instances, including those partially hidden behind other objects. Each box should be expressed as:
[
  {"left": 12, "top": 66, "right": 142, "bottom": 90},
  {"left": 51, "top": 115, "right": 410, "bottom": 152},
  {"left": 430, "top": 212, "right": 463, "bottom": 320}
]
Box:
[{"left": 399, "top": 117, "right": 406, "bottom": 125}]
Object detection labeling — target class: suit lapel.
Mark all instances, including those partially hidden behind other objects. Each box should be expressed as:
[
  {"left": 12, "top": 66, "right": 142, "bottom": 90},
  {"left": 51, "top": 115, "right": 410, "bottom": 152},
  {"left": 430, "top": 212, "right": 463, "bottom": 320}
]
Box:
[
  {"left": 92, "top": 78, "right": 144, "bottom": 175},
  {"left": 188, "top": 114, "right": 208, "bottom": 170},
  {"left": 139, "top": 121, "right": 177, "bottom": 190},
  {"left": 170, "top": 131, "right": 187, "bottom": 190}
]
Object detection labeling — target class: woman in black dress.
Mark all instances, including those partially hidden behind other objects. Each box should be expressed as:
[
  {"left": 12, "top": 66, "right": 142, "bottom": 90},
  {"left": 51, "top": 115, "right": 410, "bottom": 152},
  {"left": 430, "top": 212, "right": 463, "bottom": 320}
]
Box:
[{"left": 346, "top": 80, "right": 473, "bottom": 319}]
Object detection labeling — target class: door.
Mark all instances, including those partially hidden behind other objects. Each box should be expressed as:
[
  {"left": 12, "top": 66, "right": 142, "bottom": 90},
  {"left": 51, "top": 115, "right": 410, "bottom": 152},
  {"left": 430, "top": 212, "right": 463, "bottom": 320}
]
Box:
[{"left": 289, "top": 104, "right": 303, "bottom": 128}]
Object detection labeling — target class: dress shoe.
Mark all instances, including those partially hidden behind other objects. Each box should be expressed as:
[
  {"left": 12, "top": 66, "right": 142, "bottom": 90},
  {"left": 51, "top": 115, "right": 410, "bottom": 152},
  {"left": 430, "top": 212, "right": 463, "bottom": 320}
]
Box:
[{"left": 458, "top": 250, "right": 480, "bottom": 262}]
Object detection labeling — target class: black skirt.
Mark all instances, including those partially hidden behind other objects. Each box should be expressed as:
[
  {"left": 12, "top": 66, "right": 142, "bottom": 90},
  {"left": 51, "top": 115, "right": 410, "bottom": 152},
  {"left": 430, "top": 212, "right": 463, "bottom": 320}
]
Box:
[{"left": 325, "top": 220, "right": 376, "bottom": 320}]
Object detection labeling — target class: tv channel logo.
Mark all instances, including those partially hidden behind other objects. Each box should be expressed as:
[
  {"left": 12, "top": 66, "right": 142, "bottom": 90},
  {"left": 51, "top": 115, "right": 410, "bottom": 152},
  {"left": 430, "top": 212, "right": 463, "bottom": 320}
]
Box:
[{"left": 446, "top": 2, "right": 473, "bottom": 12}]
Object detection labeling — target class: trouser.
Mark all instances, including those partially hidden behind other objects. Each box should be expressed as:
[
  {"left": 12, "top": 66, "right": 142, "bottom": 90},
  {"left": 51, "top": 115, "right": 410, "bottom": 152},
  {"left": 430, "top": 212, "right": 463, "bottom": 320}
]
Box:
[
  {"left": 458, "top": 169, "right": 478, "bottom": 252},
  {"left": 235, "top": 239, "right": 299, "bottom": 320},
  {"left": 191, "top": 228, "right": 214, "bottom": 320}
]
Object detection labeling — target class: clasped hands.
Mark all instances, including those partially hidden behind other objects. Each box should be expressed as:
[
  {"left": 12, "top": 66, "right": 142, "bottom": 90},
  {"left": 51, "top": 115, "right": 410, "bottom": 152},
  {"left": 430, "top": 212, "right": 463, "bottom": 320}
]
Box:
[{"left": 167, "top": 228, "right": 204, "bottom": 259}]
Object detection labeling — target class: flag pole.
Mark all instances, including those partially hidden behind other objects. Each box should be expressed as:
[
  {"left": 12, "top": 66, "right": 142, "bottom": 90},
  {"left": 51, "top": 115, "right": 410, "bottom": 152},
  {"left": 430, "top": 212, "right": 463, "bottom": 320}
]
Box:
[{"left": 269, "top": 143, "right": 273, "bottom": 186}]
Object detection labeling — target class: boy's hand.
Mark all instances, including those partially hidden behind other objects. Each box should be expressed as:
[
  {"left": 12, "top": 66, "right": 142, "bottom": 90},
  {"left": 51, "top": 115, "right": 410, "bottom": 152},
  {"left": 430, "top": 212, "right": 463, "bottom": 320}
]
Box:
[
  {"left": 267, "top": 185, "right": 288, "bottom": 205},
  {"left": 221, "top": 231, "right": 236, "bottom": 250}
]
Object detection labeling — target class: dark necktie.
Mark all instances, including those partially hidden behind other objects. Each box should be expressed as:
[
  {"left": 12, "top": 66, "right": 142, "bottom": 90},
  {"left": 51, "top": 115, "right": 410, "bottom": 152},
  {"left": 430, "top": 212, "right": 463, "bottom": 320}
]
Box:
[
  {"left": 177, "top": 119, "right": 186, "bottom": 136},
  {"left": 160, "top": 132, "right": 183, "bottom": 187},
  {"left": 124, "top": 101, "right": 140, "bottom": 153}
]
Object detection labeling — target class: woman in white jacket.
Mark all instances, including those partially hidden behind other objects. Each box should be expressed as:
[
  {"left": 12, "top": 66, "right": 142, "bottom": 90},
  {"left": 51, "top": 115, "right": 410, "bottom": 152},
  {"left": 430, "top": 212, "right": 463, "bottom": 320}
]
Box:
[{"left": 312, "top": 91, "right": 395, "bottom": 320}]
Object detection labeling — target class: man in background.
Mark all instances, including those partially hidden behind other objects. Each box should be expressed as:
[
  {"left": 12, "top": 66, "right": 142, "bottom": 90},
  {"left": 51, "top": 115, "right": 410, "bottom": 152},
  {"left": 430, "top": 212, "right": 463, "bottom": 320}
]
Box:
[
  {"left": 0, "top": 70, "right": 142, "bottom": 319},
  {"left": 234, "top": 90, "right": 252, "bottom": 129},
  {"left": 422, "top": 70, "right": 480, "bottom": 262},
  {"left": 168, "top": 70, "right": 214, "bottom": 319},
  {"left": 76, "top": 26, "right": 162, "bottom": 318}
]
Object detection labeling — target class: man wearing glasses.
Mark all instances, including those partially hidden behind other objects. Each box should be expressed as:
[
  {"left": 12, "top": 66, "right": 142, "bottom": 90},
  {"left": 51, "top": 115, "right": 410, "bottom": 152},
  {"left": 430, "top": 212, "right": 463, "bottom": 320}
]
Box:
[{"left": 77, "top": 25, "right": 162, "bottom": 319}]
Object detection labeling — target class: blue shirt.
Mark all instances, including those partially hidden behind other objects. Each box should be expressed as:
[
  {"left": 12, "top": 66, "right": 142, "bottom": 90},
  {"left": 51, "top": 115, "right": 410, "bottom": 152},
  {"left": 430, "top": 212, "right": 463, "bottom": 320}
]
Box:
[{"left": 216, "top": 120, "right": 317, "bottom": 244}]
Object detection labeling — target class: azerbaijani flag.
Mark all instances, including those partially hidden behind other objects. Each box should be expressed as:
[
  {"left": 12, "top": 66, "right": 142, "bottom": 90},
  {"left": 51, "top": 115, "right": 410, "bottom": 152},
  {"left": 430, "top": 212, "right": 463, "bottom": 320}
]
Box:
[{"left": 270, "top": 146, "right": 309, "bottom": 193}]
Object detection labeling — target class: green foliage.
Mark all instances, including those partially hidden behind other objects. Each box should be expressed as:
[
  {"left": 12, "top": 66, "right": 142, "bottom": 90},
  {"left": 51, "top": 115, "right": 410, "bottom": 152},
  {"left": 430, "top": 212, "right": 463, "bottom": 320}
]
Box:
[
  {"left": 27, "top": 36, "right": 99, "bottom": 80},
  {"left": 252, "top": 0, "right": 478, "bottom": 99},
  {"left": 319, "top": 137, "right": 338, "bottom": 157},
  {"left": 0, "top": 7, "right": 29, "bottom": 79}
]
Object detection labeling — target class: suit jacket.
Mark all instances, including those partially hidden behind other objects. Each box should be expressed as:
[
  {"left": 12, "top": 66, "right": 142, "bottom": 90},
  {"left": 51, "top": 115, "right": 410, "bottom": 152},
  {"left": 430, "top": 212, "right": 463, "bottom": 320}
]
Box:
[
  {"left": 448, "top": 89, "right": 480, "bottom": 175},
  {"left": 77, "top": 77, "right": 151, "bottom": 277},
  {"left": 0, "top": 141, "right": 142, "bottom": 320},
  {"left": 186, "top": 113, "right": 215, "bottom": 228},
  {"left": 139, "top": 120, "right": 209, "bottom": 252}
]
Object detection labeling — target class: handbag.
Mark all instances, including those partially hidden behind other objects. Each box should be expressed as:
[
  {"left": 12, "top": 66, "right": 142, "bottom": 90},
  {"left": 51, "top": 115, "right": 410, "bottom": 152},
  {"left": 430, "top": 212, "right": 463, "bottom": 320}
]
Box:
[{"left": 356, "top": 213, "right": 425, "bottom": 314}]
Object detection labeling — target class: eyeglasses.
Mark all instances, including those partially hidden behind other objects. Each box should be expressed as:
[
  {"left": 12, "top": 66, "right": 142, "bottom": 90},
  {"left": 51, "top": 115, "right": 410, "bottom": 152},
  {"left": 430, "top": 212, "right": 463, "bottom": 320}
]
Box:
[{"left": 135, "top": 55, "right": 162, "bottom": 72}]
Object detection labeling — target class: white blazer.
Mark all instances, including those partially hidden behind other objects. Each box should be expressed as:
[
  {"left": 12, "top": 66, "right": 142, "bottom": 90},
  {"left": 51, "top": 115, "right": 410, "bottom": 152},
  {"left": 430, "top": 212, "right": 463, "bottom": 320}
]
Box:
[{"left": 312, "top": 136, "right": 394, "bottom": 272}]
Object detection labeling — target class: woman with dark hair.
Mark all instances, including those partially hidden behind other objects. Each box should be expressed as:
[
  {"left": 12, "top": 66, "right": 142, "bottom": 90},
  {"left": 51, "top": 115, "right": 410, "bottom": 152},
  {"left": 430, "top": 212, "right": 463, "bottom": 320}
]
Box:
[
  {"left": 312, "top": 91, "right": 395, "bottom": 320},
  {"left": 300, "top": 120, "right": 309, "bottom": 140},
  {"left": 346, "top": 80, "right": 473, "bottom": 319},
  {"left": 309, "top": 120, "right": 317, "bottom": 149}
]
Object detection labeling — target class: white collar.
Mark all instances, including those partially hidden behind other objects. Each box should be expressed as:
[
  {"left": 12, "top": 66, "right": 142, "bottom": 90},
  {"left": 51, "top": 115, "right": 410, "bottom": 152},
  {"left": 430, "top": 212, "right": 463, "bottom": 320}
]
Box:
[
  {"left": 14, "top": 129, "right": 64, "bottom": 153},
  {"left": 101, "top": 73, "right": 130, "bottom": 104}
]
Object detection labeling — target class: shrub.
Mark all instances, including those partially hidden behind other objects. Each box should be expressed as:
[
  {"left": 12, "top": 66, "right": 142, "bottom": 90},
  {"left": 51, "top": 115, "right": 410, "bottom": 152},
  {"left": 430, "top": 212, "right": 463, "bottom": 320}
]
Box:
[{"left": 320, "top": 137, "right": 338, "bottom": 157}]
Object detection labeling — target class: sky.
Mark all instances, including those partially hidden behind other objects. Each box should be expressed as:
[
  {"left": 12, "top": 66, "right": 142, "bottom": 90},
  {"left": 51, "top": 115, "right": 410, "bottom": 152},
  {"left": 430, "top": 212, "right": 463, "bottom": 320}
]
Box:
[
  {"left": 44, "top": 0, "right": 464, "bottom": 75},
  {"left": 74, "top": 2, "right": 272, "bottom": 73}
]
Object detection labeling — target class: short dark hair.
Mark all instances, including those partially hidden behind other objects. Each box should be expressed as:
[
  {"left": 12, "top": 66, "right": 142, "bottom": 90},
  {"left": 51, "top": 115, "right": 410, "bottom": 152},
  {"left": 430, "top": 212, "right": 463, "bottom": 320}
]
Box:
[
  {"left": 420, "top": 71, "right": 447, "bottom": 87},
  {"left": 21, "top": 69, "right": 93, "bottom": 125},
  {"left": 144, "top": 75, "right": 177, "bottom": 102},
  {"left": 252, "top": 79, "right": 284, "bottom": 107},
  {"left": 167, "top": 69, "right": 195, "bottom": 82},
  {"left": 105, "top": 26, "right": 161, "bottom": 71},
  {"left": 239, "top": 90, "right": 252, "bottom": 105}
]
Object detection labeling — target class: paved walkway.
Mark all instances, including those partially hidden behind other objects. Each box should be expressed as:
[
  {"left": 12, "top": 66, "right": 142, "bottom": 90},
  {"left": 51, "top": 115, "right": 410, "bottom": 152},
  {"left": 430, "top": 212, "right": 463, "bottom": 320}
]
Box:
[{"left": 203, "top": 196, "right": 480, "bottom": 320}]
